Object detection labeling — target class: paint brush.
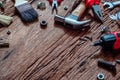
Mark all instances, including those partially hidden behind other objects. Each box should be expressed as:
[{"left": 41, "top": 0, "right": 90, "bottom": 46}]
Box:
[
  {"left": 14, "top": 0, "right": 38, "bottom": 22},
  {"left": 0, "top": 14, "right": 13, "bottom": 26}
]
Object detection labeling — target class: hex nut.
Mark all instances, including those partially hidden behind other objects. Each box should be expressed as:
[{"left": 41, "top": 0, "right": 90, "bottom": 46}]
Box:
[
  {"left": 97, "top": 73, "right": 104, "bottom": 80},
  {"left": 40, "top": 20, "right": 47, "bottom": 26},
  {"left": 37, "top": 2, "right": 46, "bottom": 10}
]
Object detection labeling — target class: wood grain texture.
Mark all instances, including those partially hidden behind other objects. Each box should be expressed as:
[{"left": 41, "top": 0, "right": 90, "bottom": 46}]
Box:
[{"left": 0, "top": 0, "right": 120, "bottom": 80}]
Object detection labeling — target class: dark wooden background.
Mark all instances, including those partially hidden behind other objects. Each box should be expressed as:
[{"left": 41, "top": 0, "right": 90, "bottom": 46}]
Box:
[{"left": 0, "top": 0, "right": 120, "bottom": 80}]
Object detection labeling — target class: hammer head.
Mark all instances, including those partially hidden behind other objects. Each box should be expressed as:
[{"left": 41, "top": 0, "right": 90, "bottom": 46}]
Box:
[{"left": 54, "top": 15, "right": 91, "bottom": 29}]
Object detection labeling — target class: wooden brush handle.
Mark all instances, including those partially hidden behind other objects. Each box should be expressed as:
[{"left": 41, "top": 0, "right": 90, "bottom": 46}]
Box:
[
  {"left": 0, "top": 15, "right": 13, "bottom": 26},
  {"left": 72, "top": 2, "right": 86, "bottom": 18}
]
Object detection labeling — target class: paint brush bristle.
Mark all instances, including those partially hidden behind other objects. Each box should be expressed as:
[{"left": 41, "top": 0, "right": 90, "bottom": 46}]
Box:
[{"left": 15, "top": 0, "right": 38, "bottom": 22}]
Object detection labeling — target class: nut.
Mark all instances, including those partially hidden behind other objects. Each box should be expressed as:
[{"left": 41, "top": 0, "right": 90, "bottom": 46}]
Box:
[
  {"left": 40, "top": 20, "right": 47, "bottom": 26},
  {"left": 37, "top": 2, "right": 46, "bottom": 10},
  {"left": 97, "top": 73, "right": 104, "bottom": 80}
]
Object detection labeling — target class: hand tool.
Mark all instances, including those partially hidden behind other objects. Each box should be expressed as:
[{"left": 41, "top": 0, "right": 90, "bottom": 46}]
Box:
[
  {"left": 37, "top": 2, "right": 46, "bottom": 10},
  {"left": 49, "top": 0, "right": 63, "bottom": 14},
  {"left": 98, "top": 60, "right": 116, "bottom": 71},
  {"left": 54, "top": 2, "right": 91, "bottom": 29},
  {"left": 116, "top": 60, "right": 120, "bottom": 64},
  {"left": 86, "top": 0, "right": 103, "bottom": 22},
  {"left": 14, "top": 0, "right": 38, "bottom": 22},
  {"left": 104, "top": 1, "right": 120, "bottom": 9},
  {"left": 93, "top": 31, "right": 120, "bottom": 50},
  {"left": 109, "top": 11, "right": 120, "bottom": 25},
  {"left": 97, "top": 73, "right": 104, "bottom": 80}
]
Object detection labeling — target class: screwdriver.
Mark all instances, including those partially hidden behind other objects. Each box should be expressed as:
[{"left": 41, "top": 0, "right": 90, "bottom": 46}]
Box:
[{"left": 93, "top": 31, "right": 120, "bottom": 50}]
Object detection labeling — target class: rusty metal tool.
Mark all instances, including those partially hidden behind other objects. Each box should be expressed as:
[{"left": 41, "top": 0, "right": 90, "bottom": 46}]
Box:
[
  {"left": 86, "top": 0, "right": 103, "bottom": 22},
  {"left": 54, "top": 2, "right": 91, "bottom": 29}
]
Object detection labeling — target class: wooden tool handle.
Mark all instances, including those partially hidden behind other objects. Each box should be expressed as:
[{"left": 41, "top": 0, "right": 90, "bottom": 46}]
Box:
[
  {"left": 0, "top": 15, "right": 13, "bottom": 26},
  {"left": 72, "top": 2, "right": 86, "bottom": 18}
]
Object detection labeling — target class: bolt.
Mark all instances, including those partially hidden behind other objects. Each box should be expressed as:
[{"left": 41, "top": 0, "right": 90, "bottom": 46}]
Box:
[
  {"left": 98, "top": 60, "right": 116, "bottom": 71},
  {"left": 0, "top": 1, "right": 4, "bottom": 9},
  {"left": 101, "top": 26, "right": 108, "bottom": 34},
  {"left": 116, "top": 60, "right": 120, "bottom": 64}
]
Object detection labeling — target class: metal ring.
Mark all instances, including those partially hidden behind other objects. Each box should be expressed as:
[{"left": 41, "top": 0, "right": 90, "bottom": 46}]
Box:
[
  {"left": 97, "top": 73, "right": 104, "bottom": 80},
  {"left": 40, "top": 20, "right": 47, "bottom": 26}
]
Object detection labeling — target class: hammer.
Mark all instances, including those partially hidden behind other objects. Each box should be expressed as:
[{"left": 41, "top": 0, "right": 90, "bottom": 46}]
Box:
[{"left": 54, "top": 2, "right": 91, "bottom": 29}]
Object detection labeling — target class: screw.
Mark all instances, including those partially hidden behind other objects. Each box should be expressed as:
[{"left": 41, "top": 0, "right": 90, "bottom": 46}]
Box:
[
  {"left": 98, "top": 60, "right": 116, "bottom": 71},
  {"left": 64, "top": 6, "right": 68, "bottom": 10},
  {"left": 84, "top": 35, "right": 92, "bottom": 41},
  {"left": 7, "top": 30, "right": 11, "bottom": 35}
]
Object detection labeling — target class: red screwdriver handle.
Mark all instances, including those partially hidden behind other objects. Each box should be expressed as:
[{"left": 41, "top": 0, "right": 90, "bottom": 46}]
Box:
[
  {"left": 85, "top": 0, "right": 100, "bottom": 7},
  {"left": 112, "top": 31, "right": 120, "bottom": 50}
]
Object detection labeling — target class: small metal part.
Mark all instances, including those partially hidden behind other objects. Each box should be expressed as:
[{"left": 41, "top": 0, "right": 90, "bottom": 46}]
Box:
[
  {"left": 40, "top": 20, "right": 47, "bottom": 26},
  {"left": 97, "top": 73, "right": 104, "bottom": 80},
  {"left": 109, "top": 14, "right": 117, "bottom": 20},
  {"left": 101, "top": 26, "right": 110, "bottom": 33},
  {"left": 0, "top": 38, "right": 9, "bottom": 48},
  {"left": 0, "top": 1, "right": 4, "bottom": 8},
  {"left": 101, "top": 26, "right": 107, "bottom": 33},
  {"left": 98, "top": 60, "right": 116, "bottom": 71},
  {"left": 37, "top": 2, "right": 46, "bottom": 10},
  {"left": 117, "top": 11, "right": 120, "bottom": 20},
  {"left": 7, "top": 30, "right": 11, "bottom": 35},
  {"left": 84, "top": 35, "right": 92, "bottom": 41},
  {"left": 80, "top": 37, "right": 87, "bottom": 41},
  {"left": 109, "top": 11, "right": 120, "bottom": 25},
  {"left": 64, "top": 6, "right": 68, "bottom": 10},
  {"left": 116, "top": 60, "right": 120, "bottom": 64}
]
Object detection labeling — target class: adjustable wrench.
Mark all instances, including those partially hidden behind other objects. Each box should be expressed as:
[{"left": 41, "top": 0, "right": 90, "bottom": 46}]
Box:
[{"left": 104, "top": 1, "right": 120, "bottom": 9}]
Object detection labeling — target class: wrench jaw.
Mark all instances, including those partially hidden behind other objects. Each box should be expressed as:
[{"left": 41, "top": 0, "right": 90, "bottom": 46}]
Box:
[{"left": 103, "top": 2, "right": 114, "bottom": 9}]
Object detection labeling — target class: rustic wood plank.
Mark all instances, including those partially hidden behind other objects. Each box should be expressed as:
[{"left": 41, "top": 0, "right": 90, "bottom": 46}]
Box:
[{"left": 0, "top": 0, "right": 120, "bottom": 80}]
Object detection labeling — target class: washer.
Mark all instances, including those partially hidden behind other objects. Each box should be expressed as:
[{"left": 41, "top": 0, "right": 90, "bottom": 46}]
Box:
[
  {"left": 40, "top": 20, "right": 47, "bottom": 26},
  {"left": 97, "top": 73, "right": 104, "bottom": 80}
]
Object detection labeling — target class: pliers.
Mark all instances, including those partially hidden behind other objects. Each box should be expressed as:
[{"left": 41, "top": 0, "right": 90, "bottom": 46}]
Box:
[
  {"left": 49, "top": 0, "right": 63, "bottom": 14},
  {"left": 52, "top": 0, "right": 58, "bottom": 13},
  {"left": 86, "top": 0, "right": 103, "bottom": 22}
]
